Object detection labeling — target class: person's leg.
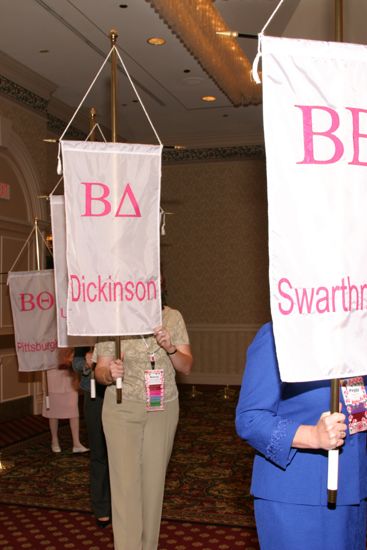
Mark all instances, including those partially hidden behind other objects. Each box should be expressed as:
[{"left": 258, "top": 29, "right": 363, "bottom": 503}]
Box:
[
  {"left": 84, "top": 387, "right": 111, "bottom": 520},
  {"left": 49, "top": 418, "right": 60, "bottom": 451},
  {"left": 69, "top": 416, "right": 89, "bottom": 451},
  {"left": 102, "top": 388, "right": 146, "bottom": 550},
  {"left": 141, "top": 399, "right": 179, "bottom": 550}
]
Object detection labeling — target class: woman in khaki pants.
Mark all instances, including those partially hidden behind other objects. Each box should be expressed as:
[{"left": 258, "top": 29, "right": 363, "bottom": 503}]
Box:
[{"left": 95, "top": 305, "right": 193, "bottom": 550}]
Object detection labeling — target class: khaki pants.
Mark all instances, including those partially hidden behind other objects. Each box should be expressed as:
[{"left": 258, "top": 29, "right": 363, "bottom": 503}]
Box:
[{"left": 102, "top": 387, "right": 179, "bottom": 550}]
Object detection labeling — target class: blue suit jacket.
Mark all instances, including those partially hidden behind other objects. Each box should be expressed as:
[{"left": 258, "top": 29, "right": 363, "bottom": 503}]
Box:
[{"left": 235, "top": 322, "right": 367, "bottom": 505}]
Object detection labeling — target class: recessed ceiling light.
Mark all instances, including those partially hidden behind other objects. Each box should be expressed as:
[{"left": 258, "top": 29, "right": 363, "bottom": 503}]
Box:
[
  {"left": 183, "top": 69, "right": 191, "bottom": 73},
  {"left": 201, "top": 95, "right": 217, "bottom": 102},
  {"left": 147, "top": 37, "right": 166, "bottom": 46},
  {"left": 119, "top": 4, "right": 128, "bottom": 7},
  {"left": 39, "top": 49, "right": 49, "bottom": 54}
]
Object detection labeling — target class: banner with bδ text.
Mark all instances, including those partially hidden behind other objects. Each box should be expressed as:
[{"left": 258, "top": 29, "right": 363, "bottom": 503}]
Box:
[
  {"left": 7, "top": 270, "right": 58, "bottom": 372},
  {"left": 263, "top": 36, "right": 367, "bottom": 382},
  {"left": 50, "top": 194, "right": 96, "bottom": 348},
  {"left": 61, "top": 141, "right": 162, "bottom": 336}
]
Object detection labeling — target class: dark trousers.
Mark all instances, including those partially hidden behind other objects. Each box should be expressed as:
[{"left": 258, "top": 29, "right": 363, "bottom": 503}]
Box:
[{"left": 83, "top": 385, "right": 111, "bottom": 518}]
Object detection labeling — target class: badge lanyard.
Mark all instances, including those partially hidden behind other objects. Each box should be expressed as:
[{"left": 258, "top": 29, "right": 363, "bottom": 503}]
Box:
[{"left": 141, "top": 336, "right": 165, "bottom": 411}]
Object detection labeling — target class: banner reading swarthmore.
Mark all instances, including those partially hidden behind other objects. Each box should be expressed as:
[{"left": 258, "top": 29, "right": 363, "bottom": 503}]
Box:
[
  {"left": 262, "top": 36, "right": 367, "bottom": 382},
  {"left": 8, "top": 270, "right": 58, "bottom": 372},
  {"left": 61, "top": 141, "right": 162, "bottom": 336}
]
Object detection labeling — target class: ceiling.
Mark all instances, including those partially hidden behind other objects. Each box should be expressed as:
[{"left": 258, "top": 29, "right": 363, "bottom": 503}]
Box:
[{"left": 1, "top": 0, "right": 367, "bottom": 148}]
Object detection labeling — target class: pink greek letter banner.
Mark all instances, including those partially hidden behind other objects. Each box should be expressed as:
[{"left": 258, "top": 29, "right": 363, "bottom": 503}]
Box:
[
  {"left": 50, "top": 195, "right": 96, "bottom": 347},
  {"left": 61, "top": 141, "right": 162, "bottom": 336},
  {"left": 262, "top": 36, "right": 367, "bottom": 382},
  {"left": 7, "top": 270, "right": 58, "bottom": 372}
]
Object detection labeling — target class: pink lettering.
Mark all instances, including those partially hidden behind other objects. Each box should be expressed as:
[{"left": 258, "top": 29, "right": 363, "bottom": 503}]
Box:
[
  {"left": 315, "top": 287, "right": 329, "bottom": 313},
  {"left": 70, "top": 275, "right": 81, "bottom": 301},
  {"left": 295, "top": 287, "right": 315, "bottom": 314},
  {"left": 81, "top": 182, "right": 111, "bottom": 217},
  {"left": 296, "top": 105, "right": 344, "bottom": 164},
  {"left": 278, "top": 278, "right": 294, "bottom": 315},
  {"left": 36, "top": 291, "right": 54, "bottom": 310},
  {"left": 347, "top": 107, "right": 367, "bottom": 166},
  {"left": 20, "top": 293, "right": 35, "bottom": 312},
  {"left": 278, "top": 276, "right": 367, "bottom": 315},
  {"left": 115, "top": 183, "right": 141, "bottom": 217}
]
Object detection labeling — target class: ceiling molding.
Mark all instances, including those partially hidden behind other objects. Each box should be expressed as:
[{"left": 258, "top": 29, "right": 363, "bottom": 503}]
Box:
[{"left": 162, "top": 144, "right": 265, "bottom": 163}]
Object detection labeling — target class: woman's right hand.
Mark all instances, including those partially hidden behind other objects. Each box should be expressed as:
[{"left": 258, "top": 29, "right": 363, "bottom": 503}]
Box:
[
  {"left": 292, "top": 407, "right": 347, "bottom": 450},
  {"left": 109, "top": 358, "right": 124, "bottom": 382},
  {"left": 313, "top": 411, "right": 347, "bottom": 450}
]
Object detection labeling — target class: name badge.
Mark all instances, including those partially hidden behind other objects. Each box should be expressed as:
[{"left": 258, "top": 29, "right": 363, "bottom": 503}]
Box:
[
  {"left": 341, "top": 376, "right": 367, "bottom": 435},
  {"left": 144, "top": 369, "right": 165, "bottom": 411}
]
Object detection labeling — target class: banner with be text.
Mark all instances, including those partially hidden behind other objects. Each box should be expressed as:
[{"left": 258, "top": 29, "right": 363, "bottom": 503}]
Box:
[
  {"left": 7, "top": 270, "right": 58, "bottom": 372},
  {"left": 61, "top": 141, "right": 162, "bottom": 336},
  {"left": 50, "top": 194, "right": 96, "bottom": 347},
  {"left": 263, "top": 36, "right": 367, "bottom": 382}
]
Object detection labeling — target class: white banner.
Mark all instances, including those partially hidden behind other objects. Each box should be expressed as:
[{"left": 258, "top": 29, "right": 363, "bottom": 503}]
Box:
[
  {"left": 50, "top": 195, "right": 96, "bottom": 347},
  {"left": 263, "top": 36, "right": 367, "bottom": 382},
  {"left": 61, "top": 141, "right": 162, "bottom": 336},
  {"left": 8, "top": 270, "right": 58, "bottom": 372}
]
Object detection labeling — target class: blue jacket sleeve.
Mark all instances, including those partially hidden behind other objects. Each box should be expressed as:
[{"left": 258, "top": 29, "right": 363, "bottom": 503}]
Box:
[
  {"left": 72, "top": 356, "right": 88, "bottom": 375},
  {"left": 235, "top": 323, "right": 300, "bottom": 470}
]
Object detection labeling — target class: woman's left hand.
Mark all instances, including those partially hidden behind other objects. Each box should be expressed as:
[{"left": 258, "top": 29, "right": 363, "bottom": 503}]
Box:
[{"left": 154, "top": 326, "right": 175, "bottom": 354}]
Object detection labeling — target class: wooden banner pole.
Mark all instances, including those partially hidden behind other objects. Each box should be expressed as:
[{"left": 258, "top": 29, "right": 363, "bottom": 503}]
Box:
[{"left": 109, "top": 29, "right": 122, "bottom": 404}]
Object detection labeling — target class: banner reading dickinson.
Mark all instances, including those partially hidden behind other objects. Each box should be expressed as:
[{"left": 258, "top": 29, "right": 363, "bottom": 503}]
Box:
[
  {"left": 262, "top": 36, "right": 367, "bottom": 382},
  {"left": 61, "top": 141, "right": 162, "bottom": 336}
]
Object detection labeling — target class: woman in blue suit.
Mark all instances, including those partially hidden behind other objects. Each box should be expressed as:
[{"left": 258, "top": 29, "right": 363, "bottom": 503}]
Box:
[{"left": 236, "top": 322, "right": 367, "bottom": 550}]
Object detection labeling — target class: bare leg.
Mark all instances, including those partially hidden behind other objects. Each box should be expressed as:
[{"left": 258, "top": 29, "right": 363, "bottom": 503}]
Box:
[
  {"left": 49, "top": 418, "right": 59, "bottom": 446},
  {"left": 69, "top": 417, "right": 89, "bottom": 452},
  {"left": 69, "top": 417, "right": 81, "bottom": 447}
]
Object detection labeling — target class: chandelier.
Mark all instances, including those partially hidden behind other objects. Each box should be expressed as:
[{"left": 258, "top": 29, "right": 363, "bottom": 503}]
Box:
[{"left": 147, "top": 0, "right": 262, "bottom": 107}]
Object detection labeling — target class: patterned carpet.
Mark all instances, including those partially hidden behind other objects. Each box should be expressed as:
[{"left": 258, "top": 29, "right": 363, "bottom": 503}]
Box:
[
  {"left": 0, "top": 386, "right": 255, "bottom": 528},
  {"left": 0, "top": 504, "right": 260, "bottom": 550}
]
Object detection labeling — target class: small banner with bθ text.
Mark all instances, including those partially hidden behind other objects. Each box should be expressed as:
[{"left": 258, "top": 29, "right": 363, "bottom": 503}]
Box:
[{"left": 7, "top": 270, "right": 58, "bottom": 372}]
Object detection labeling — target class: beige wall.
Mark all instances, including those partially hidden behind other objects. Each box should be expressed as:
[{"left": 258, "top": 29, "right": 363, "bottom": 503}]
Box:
[
  {"left": 161, "top": 157, "right": 269, "bottom": 385},
  {"left": 0, "top": 67, "right": 270, "bottom": 417},
  {"left": 161, "top": 158, "right": 269, "bottom": 324}
]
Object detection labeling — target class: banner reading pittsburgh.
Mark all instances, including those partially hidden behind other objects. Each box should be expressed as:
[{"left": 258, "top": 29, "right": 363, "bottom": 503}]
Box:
[
  {"left": 61, "top": 141, "right": 162, "bottom": 336},
  {"left": 262, "top": 36, "right": 367, "bottom": 382}
]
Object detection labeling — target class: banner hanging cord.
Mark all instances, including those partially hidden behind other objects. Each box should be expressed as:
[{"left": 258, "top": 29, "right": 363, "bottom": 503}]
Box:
[
  {"left": 252, "top": 0, "right": 286, "bottom": 83},
  {"left": 57, "top": 45, "right": 115, "bottom": 174},
  {"left": 114, "top": 48, "right": 162, "bottom": 146},
  {"left": 49, "top": 176, "right": 64, "bottom": 198},
  {"left": 85, "top": 123, "right": 107, "bottom": 143},
  {"left": 8, "top": 227, "right": 36, "bottom": 275},
  {"left": 57, "top": 44, "right": 163, "bottom": 174},
  {"left": 7, "top": 223, "right": 53, "bottom": 277},
  {"left": 51, "top": 125, "right": 107, "bottom": 198}
]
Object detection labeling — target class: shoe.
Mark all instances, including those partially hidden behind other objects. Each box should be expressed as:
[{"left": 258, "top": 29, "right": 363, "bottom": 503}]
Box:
[
  {"left": 72, "top": 445, "right": 89, "bottom": 453},
  {"left": 96, "top": 517, "right": 111, "bottom": 528},
  {"left": 51, "top": 444, "right": 61, "bottom": 453}
]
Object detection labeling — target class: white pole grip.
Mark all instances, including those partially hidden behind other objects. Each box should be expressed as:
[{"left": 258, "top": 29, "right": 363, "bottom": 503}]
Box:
[
  {"left": 90, "top": 378, "right": 96, "bottom": 399},
  {"left": 327, "top": 449, "right": 339, "bottom": 491},
  {"left": 116, "top": 377, "right": 123, "bottom": 390}
]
